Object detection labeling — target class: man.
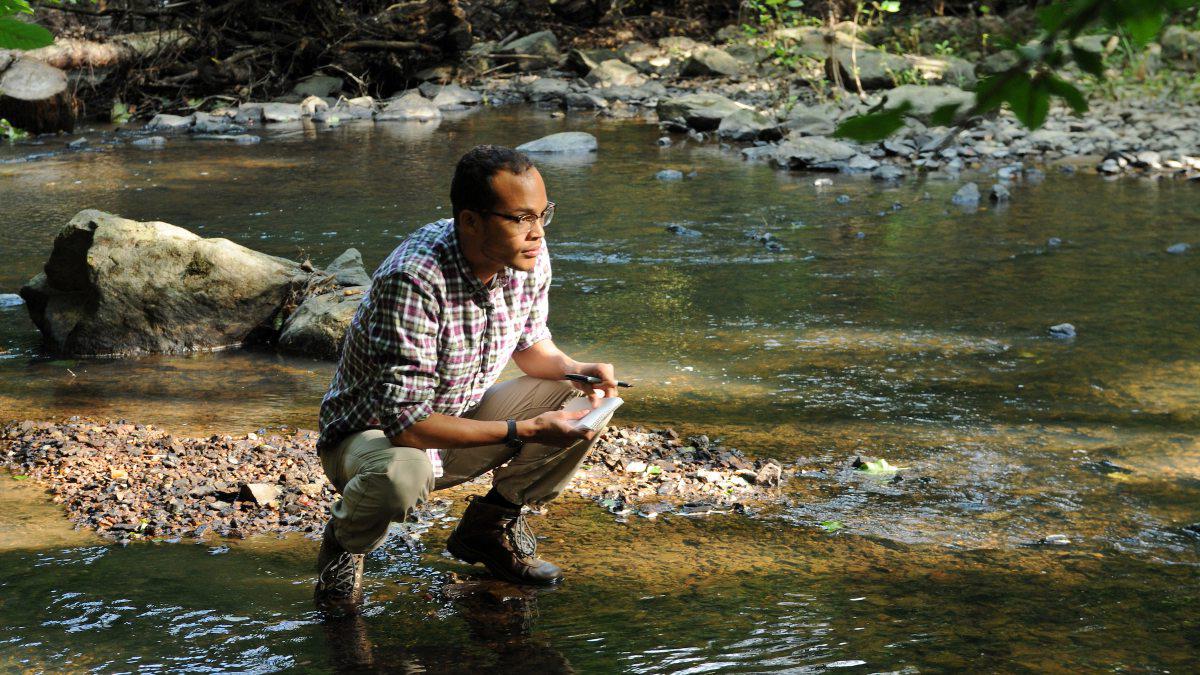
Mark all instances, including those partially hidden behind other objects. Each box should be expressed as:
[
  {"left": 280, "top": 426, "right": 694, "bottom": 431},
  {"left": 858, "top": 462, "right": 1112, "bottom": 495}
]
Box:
[{"left": 313, "top": 144, "right": 619, "bottom": 615}]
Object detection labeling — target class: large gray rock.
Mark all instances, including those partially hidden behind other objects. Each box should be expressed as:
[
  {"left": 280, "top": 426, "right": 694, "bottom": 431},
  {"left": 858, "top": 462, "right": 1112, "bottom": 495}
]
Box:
[
  {"left": 261, "top": 102, "right": 303, "bottom": 123},
  {"left": 882, "top": 84, "right": 974, "bottom": 124},
  {"left": 326, "top": 248, "right": 372, "bottom": 287},
  {"left": 146, "top": 113, "right": 193, "bottom": 132},
  {"left": 657, "top": 92, "right": 752, "bottom": 131},
  {"left": 771, "top": 136, "right": 858, "bottom": 171},
  {"left": 524, "top": 77, "right": 571, "bottom": 103},
  {"left": 783, "top": 104, "right": 837, "bottom": 136},
  {"left": 18, "top": 210, "right": 308, "bottom": 356},
  {"left": 566, "top": 48, "right": 621, "bottom": 75},
  {"left": 293, "top": 74, "right": 343, "bottom": 98},
  {"left": 313, "top": 96, "right": 375, "bottom": 123},
  {"left": 429, "top": 83, "right": 482, "bottom": 109},
  {"left": 517, "top": 131, "right": 597, "bottom": 154},
  {"left": 378, "top": 90, "right": 441, "bottom": 121},
  {"left": 585, "top": 59, "right": 646, "bottom": 88},
  {"left": 278, "top": 287, "right": 365, "bottom": 358},
  {"left": 680, "top": 46, "right": 743, "bottom": 77},
  {"left": 717, "top": 108, "right": 781, "bottom": 141},
  {"left": 499, "top": 30, "right": 560, "bottom": 71},
  {"left": 191, "top": 112, "right": 232, "bottom": 134},
  {"left": 1162, "top": 26, "right": 1200, "bottom": 70}
]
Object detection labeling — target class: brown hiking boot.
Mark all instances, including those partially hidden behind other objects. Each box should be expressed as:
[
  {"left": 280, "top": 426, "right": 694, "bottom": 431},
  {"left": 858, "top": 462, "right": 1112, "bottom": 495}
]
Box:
[
  {"left": 446, "top": 496, "right": 563, "bottom": 585},
  {"left": 314, "top": 518, "right": 365, "bottom": 616}
]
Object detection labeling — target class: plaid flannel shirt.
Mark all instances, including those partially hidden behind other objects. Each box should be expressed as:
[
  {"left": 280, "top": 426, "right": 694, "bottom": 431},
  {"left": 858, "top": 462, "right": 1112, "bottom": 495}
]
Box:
[{"left": 316, "top": 218, "right": 553, "bottom": 476}]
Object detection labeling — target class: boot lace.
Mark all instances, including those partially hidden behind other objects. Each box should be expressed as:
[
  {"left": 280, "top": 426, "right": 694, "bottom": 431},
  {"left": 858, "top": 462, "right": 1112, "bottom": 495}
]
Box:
[
  {"left": 506, "top": 512, "right": 538, "bottom": 559},
  {"left": 320, "top": 551, "right": 363, "bottom": 597}
]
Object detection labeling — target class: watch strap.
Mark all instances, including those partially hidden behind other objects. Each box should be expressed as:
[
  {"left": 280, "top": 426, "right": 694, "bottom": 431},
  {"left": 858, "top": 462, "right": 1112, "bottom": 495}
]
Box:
[{"left": 505, "top": 418, "right": 524, "bottom": 450}]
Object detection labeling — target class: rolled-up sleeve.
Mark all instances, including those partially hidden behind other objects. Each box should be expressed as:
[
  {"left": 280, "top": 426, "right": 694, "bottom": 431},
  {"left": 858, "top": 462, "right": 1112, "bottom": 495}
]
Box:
[
  {"left": 368, "top": 271, "right": 441, "bottom": 438},
  {"left": 515, "top": 248, "right": 552, "bottom": 352}
]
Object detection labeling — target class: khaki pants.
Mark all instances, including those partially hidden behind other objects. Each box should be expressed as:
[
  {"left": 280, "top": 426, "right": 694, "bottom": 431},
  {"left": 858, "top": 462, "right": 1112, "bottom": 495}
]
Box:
[{"left": 319, "top": 376, "right": 614, "bottom": 554}]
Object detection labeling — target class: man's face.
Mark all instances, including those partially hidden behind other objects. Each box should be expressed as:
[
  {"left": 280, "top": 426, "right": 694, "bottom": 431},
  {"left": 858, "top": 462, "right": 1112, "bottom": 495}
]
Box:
[{"left": 468, "top": 167, "right": 549, "bottom": 274}]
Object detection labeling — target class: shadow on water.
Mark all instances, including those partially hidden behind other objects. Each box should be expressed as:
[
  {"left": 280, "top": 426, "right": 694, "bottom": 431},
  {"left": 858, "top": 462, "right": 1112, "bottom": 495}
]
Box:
[{"left": 1, "top": 108, "right": 1199, "bottom": 670}]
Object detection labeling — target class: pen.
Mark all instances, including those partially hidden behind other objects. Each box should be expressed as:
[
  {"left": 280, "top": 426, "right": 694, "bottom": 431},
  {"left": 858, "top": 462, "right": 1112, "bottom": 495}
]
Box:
[{"left": 564, "top": 374, "right": 633, "bottom": 388}]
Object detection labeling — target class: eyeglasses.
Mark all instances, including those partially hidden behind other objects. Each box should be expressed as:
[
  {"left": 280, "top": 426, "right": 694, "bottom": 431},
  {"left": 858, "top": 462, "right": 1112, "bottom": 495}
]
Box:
[{"left": 482, "top": 201, "right": 555, "bottom": 235}]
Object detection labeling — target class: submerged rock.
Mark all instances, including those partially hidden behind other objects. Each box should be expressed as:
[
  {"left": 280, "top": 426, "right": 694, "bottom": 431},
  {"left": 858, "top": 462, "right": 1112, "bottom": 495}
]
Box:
[
  {"left": 951, "top": 182, "right": 981, "bottom": 206},
  {"left": 19, "top": 210, "right": 310, "bottom": 356},
  {"left": 656, "top": 169, "right": 684, "bottom": 181},
  {"left": 1048, "top": 323, "right": 1077, "bottom": 339},
  {"left": 1166, "top": 243, "right": 1190, "bottom": 254},
  {"left": 517, "top": 131, "right": 597, "bottom": 154}
]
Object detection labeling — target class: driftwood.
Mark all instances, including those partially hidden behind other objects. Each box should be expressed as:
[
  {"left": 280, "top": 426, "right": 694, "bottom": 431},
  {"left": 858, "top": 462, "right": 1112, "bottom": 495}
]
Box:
[
  {"left": 19, "top": 30, "right": 193, "bottom": 71},
  {"left": 0, "top": 57, "right": 76, "bottom": 133}
]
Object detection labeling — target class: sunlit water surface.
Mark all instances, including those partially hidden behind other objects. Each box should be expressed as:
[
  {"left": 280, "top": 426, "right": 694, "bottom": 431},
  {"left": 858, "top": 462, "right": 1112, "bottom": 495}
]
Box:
[{"left": 1, "top": 108, "right": 1197, "bottom": 672}]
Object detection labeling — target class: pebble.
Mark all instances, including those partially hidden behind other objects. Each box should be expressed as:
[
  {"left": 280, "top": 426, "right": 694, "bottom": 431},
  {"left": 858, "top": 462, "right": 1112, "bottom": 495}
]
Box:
[{"left": 1048, "top": 323, "right": 1077, "bottom": 339}]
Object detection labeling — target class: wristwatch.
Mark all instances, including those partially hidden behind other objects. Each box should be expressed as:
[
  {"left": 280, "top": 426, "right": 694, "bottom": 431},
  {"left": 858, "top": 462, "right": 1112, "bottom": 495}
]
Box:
[{"left": 505, "top": 419, "right": 524, "bottom": 450}]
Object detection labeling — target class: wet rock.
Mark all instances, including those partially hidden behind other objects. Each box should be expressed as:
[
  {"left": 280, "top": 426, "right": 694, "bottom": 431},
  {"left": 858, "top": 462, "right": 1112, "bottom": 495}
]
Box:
[
  {"left": 872, "top": 164, "right": 906, "bottom": 181},
  {"left": 656, "top": 169, "right": 684, "bottom": 181},
  {"left": 523, "top": 77, "right": 571, "bottom": 104},
  {"left": 191, "top": 112, "right": 232, "bottom": 134},
  {"left": 1166, "top": 243, "right": 1190, "bottom": 255},
  {"left": 429, "top": 83, "right": 482, "bottom": 110},
  {"left": 325, "top": 248, "right": 372, "bottom": 287},
  {"left": 313, "top": 96, "right": 376, "bottom": 123},
  {"left": 990, "top": 183, "right": 1011, "bottom": 203},
  {"left": 585, "top": 59, "right": 646, "bottom": 88},
  {"left": 1048, "top": 323, "right": 1076, "bottom": 339},
  {"left": 1047, "top": 237, "right": 1063, "bottom": 248},
  {"left": 1037, "top": 534, "right": 1071, "bottom": 546},
  {"left": 772, "top": 136, "right": 857, "bottom": 171},
  {"left": 835, "top": 194, "right": 851, "bottom": 204},
  {"left": 657, "top": 92, "right": 752, "bottom": 132},
  {"left": 498, "top": 30, "right": 560, "bottom": 71},
  {"left": 665, "top": 224, "right": 701, "bottom": 237},
  {"left": 261, "top": 102, "right": 302, "bottom": 123},
  {"left": 516, "top": 131, "right": 597, "bottom": 154},
  {"left": 299, "top": 96, "right": 328, "bottom": 117},
  {"left": 951, "top": 182, "right": 981, "bottom": 206},
  {"left": 293, "top": 74, "right": 343, "bottom": 98},
  {"left": 783, "top": 103, "right": 837, "bottom": 136},
  {"left": 1098, "top": 157, "right": 1123, "bottom": 174},
  {"left": 192, "top": 134, "right": 260, "bottom": 144},
  {"left": 378, "top": 90, "right": 441, "bottom": 122},
  {"left": 717, "top": 108, "right": 781, "bottom": 142},
  {"left": 131, "top": 136, "right": 167, "bottom": 148},
  {"left": 657, "top": 136, "right": 671, "bottom": 147},
  {"left": 680, "top": 45, "right": 742, "bottom": 78},
  {"left": 67, "top": 137, "right": 88, "bottom": 151},
  {"left": 18, "top": 210, "right": 310, "bottom": 356},
  {"left": 1082, "top": 459, "right": 1132, "bottom": 475},
  {"left": 845, "top": 154, "right": 880, "bottom": 172},
  {"left": 146, "top": 113, "right": 193, "bottom": 132},
  {"left": 564, "top": 91, "right": 607, "bottom": 110}
]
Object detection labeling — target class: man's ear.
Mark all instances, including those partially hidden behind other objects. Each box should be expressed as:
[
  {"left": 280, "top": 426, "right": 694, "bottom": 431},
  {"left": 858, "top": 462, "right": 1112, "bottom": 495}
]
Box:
[{"left": 457, "top": 209, "right": 480, "bottom": 233}]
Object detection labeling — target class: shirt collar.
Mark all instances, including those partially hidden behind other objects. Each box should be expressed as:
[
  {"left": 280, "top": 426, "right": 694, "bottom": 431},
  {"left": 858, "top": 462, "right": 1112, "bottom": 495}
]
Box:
[{"left": 446, "top": 218, "right": 508, "bottom": 294}]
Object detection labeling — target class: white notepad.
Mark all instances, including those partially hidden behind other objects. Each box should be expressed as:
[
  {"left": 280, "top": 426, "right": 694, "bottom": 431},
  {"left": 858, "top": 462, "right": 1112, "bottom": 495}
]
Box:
[{"left": 575, "top": 396, "right": 624, "bottom": 431}]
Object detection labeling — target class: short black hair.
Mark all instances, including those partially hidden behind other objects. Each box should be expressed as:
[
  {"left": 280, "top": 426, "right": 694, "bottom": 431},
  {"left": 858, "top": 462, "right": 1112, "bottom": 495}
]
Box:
[{"left": 450, "top": 145, "right": 535, "bottom": 223}]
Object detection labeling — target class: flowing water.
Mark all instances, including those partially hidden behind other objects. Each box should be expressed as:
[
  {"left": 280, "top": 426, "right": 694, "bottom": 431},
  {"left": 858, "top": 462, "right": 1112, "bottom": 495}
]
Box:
[{"left": 0, "top": 108, "right": 1197, "bottom": 672}]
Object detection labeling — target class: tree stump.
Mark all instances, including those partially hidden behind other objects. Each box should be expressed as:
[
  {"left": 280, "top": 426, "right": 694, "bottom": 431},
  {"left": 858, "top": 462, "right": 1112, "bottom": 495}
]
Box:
[{"left": 0, "top": 56, "right": 77, "bottom": 134}]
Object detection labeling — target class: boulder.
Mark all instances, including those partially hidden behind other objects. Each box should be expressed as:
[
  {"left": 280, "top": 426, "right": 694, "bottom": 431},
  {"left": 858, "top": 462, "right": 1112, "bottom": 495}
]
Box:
[
  {"left": 524, "top": 77, "right": 571, "bottom": 103},
  {"left": 783, "top": 103, "right": 837, "bottom": 136},
  {"left": 378, "top": 90, "right": 441, "bottom": 122},
  {"left": 771, "top": 136, "right": 857, "bottom": 171},
  {"left": 826, "top": 45, "right": 910, "bottom": 90},
  {"left": 952, "top": 182, "right": 981, "bottom": 206},
  {"left": 278, "top": 288, "right": 366, "bottom": 358},
  {"left": 717, "top": 108, "right": 782, "bottom": 142},
  {"left": 566, "top": 48, "right": 620, "bottom": 75},
  {"left": 680, "top": 46, "right": 743, "bottom": 78},
  {"left": 882, "top": 84, "right": 974, "bottom": 124},
  {"left": 292, "top": 74, "right": 343, "bottom": 98},
  {"left": 429, "top": 83, "right": 482, "bottom": 109},
  {"left": 325, "top": 248, "right": 372, "bottom": 287},
  {"left": 498, "top": 30, "right": 560, "bottom": 71},
  {"left": 1161, "top": 26, "right": 1200, "bottom": 70},
  {"left": 517, "top": 131, "right": 597, "bottom": 154},
  {"left": 146, "top": 113, "right": 193, "bottom": 132},
  {"left": 564, "top": 91, "right": 608, "bottom": 109},
  {"left": 18, "top": 210, "right": 308, "bottom": 357},
  {"left": 657, "top": 93, "right": 752, "bottom": 131},
  {"left": 585, "top": 59, "right": 646, "bottom": 88}
]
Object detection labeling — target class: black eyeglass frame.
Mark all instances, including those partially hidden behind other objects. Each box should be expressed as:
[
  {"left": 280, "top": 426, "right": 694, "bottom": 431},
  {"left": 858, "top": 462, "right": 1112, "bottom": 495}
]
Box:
[{"left": 480, "top": 201, "right": 556, "bottom": 234}]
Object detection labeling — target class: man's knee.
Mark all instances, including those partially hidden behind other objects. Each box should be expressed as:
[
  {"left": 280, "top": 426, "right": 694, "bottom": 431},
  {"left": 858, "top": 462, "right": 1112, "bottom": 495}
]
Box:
[{"left": 381, "top": 456, "right": 434, "bottom": 516}]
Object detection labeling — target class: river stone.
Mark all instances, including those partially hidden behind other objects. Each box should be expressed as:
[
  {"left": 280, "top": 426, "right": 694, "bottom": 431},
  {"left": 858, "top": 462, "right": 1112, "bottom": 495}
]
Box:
[
  {"left": 146, "top": 113, "right": 192, "bottom": 132},
  {"left": 771, "top": 136, "right": 857, "bottom": 171},
  {"left": 314, "top": 96, "right": 375, "bottom": 122},
  {"left": 717, "top": 108, "right": 781, "bottom": 142},
  {"left": 951, "top": 182, "right": 981, "bottom": 206},
  {"left": 500, "top": 30, "right": 559, "bottom": 71},
  {"left": 883, "top": 84, "right": 973, "bottom": 124},
  {"left": 131, "top": 136, "right": 167, "bottom": 148},
  {"left": 1166, "top": 243, "right": 1190, "bottom": 255},
  {"left": 990, "top": 183, "right": 1011, "bottom": 203},
  {"left": 18, "top": 210, "right": 309, "bottom": 356},
  {"left": 277, "top": 287, "right": 365, "bottom": 358},
  {"left": 1162, "top": 26, "right": 1200, "bottom": 70},
  {"left": 524, "top": 77, "right": 571, "bottom": 103},
  {"left": 656, "top": 169, "right": 683, "bottom": 181},
  {"left": 378, "top": 90, "right": 441, "bottom": 122},
  {"left": 517, "top": 131, "right": 597, "bottom": 154},
  {"left": 429, "top": 83, "right": 482, "bottom": 110},
  {"left": 872, "top": 164, "right": 906, "bottom": 181},
  {"left": 566, "top": 48, "right": 620, "bottom": 75},
  {"left": 657, "top": 93, "right": 752, "bottom": 131},
  {"left": 293, "top": 74, "right": 343, "bottom": 98},
  {"left": 326, "top": 248, "right": 372, "bottom": 287},
  {"left": 680, "top": 45, "right": 742, "bottom": 78},
  {"left": 783, "top": 103, "right": 837, "bottom": 136},
  {"left": 1048, "top": 323, "right": 1076, "bottom": 339},
  {"left": 565, "top": 91, "right": 607, "bottom": 109},
  {"left": 585, "top": 59, "right": 646, "bottom": 88},
  {"left": 191, "top": 112, "right": 232, "bottom": 134}
]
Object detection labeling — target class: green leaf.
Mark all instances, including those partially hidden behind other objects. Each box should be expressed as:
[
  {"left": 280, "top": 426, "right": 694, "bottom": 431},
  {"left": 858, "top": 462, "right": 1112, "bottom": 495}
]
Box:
[
  {"left": 1120, "top": 11, "right": 1163, "bottom": 47},
  {"left": 930, "top": 102, "right": 964, "bottom": 126},
  {"left": 0, "top": 17, "right": 53, "bottom": 50},
  {"left": 857, "top": 458, "right": 906, "bottom": 474},
  {"left": 1070, "top": 42, "right": 1105, "bottom": 77},
  {"left": 1004, "top": 74, "right": 1050, "bottom": 130},
  {"left": 1044, "top": 73, "right": 1088, "bottom": 114},
  {"left": 12, "top": 475, "right": 28, "bottom": 481},
  {"left": 0, "top": 0, "right": 35, "bottom": 16},
  {"left": 975, "top": 71, "right": 1027, "bottom": 114},
  {"left": 833, "top": 102, "right": 911, "bottom": 142},
  {"left": 1036, "top": 4, "right": 1068, "bottom": 33},
  {"left": 878, "top": 1, "right": 900, "bottom": 12},
  {"left": 111, "top": 100, "right": 131, "bottom": 125},
  {"left": 820, "top": 520, "right": 845, "bottom": 532}
]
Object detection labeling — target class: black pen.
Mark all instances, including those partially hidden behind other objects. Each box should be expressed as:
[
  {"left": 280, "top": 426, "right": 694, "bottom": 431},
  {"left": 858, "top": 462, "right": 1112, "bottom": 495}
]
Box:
[{"left": 564, "top": 374, "right": 633, "bottom": 388}]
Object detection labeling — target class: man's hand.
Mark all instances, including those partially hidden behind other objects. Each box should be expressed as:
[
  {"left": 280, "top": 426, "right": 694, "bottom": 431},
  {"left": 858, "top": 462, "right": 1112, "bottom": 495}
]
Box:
[
  {"left": 522, "top": 409, "right": 595, "bottom": 447},
  {"left": 570, "top": 362, "right": 618, "bottom": 405}
]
